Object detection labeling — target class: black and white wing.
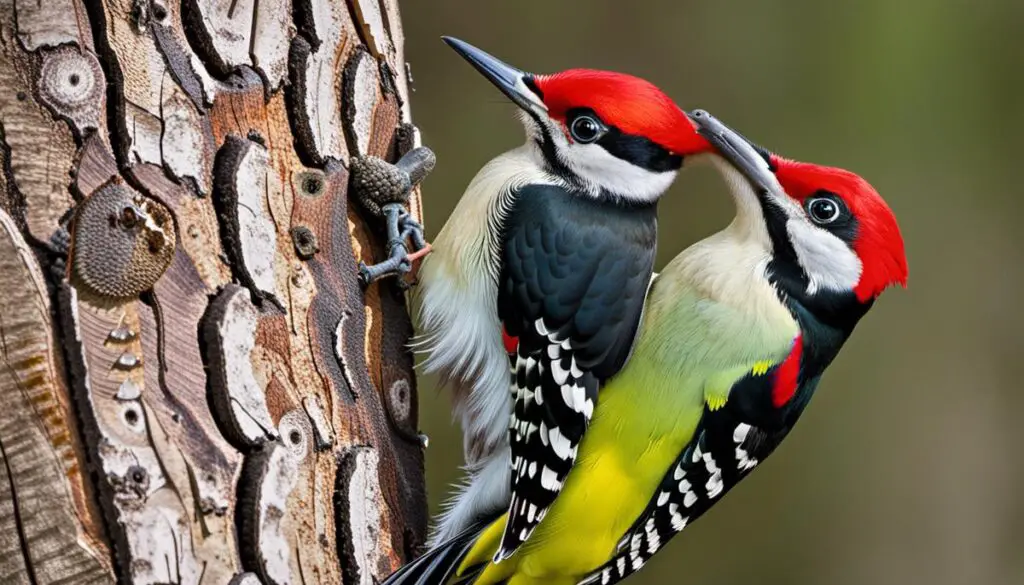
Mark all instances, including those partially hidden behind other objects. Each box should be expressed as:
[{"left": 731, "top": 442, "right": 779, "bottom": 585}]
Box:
[
  {"left": 494, "top": 184, "right": 657, "bottom": 561},
  {"left": 579, "top": 371, "right": 822, "bottom": 585}
]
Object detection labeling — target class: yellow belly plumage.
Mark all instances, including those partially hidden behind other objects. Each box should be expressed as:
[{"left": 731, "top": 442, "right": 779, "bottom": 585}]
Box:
[{"left": 459, "top": 370, "right": 707, "bottom": 585}]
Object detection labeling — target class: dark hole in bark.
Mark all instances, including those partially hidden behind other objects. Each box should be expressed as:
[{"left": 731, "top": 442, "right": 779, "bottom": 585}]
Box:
[{"left": 304, "top": 177, "right": 322, "bottom": 195}]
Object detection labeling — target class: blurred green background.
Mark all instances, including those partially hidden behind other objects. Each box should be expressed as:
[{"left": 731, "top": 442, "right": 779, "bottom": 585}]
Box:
[{"left": 400, "top": 2, "right": 1024, "bottom": 584}]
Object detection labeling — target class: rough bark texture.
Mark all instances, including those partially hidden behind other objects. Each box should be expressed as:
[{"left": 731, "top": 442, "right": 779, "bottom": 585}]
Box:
[{"left": 0, "top": 1, "right": 427, "bottom": 583}]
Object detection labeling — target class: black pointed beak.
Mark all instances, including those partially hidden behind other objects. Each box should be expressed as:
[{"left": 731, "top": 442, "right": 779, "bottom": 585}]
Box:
[
  {"left": 689, "top": 110, "right": 776, "bottom": 194},
  {"left": 442, "top": 36, "right": 547, "bottom": 116}
]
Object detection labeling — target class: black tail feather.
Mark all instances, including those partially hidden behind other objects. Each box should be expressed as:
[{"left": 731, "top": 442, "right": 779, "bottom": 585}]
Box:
[
  {"left": 383, "top": 520, "right": 491, "bottom": 585},
  {"left": 413, "top": 531, "right": 484, "bottom": 585}
]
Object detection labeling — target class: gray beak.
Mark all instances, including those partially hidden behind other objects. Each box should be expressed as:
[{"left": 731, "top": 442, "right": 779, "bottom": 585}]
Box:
[
  {"left": 442, "top": 36, "right": 547, "bottom": 116},
  {"left": 689, "top": 110, "right": 776, "bottom": 194}
]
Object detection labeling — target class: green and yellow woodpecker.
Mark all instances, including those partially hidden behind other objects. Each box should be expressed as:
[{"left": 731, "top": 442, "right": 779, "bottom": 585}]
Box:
[{"left": 400, "top": 109, "right": 908, "bottom": 585}]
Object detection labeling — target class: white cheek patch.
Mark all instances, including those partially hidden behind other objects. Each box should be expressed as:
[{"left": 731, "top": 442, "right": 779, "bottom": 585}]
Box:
[
  {"left": 562, "top": 142, "right": 676, "bottom": 202},
  {"left": 785, "top": 219, "right": 862, "bottom": 295},
  {"left": 527, "top": 114, "right": 675, "bottom": 202}
]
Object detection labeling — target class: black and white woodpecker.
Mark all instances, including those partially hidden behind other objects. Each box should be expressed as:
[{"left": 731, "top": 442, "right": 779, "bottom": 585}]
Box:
[{"left": 413, "top": 37, "right": 713, "bottom": 558}]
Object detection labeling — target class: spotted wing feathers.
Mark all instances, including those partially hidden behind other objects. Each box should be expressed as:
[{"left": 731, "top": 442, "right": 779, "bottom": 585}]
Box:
[
  {"left": 495, "top": 185, "right": 657, "bottom": 561},
  {"left": 499, "top": 321, "right": 598, "bottom": 561},
  {"left": 580, "top": 416, "right": 775, "bottom": 585}
]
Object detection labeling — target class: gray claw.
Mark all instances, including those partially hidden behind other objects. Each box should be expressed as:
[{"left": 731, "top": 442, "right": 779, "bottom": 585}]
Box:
[
  {"left": 351, "top": 146, "right": 435, "bottom": 287},
  {"left": 358, "top": 254, "right": 413, "bottom": 289}
]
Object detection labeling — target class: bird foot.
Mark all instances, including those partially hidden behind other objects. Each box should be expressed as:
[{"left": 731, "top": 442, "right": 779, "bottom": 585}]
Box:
[{"left": 350, "top": 145, "right": 436, "bottom": 287}]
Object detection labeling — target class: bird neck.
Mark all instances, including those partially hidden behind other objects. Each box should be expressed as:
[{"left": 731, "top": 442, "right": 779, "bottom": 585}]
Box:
[{"left": 779, "top": 290, "right": 872, "bottom": 383}]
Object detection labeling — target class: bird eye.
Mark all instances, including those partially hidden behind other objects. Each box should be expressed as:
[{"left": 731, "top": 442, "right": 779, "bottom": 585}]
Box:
[
  {"left": 806, "top": 196, "right": 844, "bottom": 225},
  {"left": 569, "top": 115, "right": 604, "bottom": 144}
]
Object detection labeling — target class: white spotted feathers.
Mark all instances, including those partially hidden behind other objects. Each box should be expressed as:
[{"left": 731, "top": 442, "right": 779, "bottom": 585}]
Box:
[
  {"left": 497, "top": 318, "right": 598, "bottom": 562},
  {"left": 733, "top": 422, "right": 760, "bottom": 471},
  {"left": 581, "top": 422, "right": 767, "bottom": 585}
]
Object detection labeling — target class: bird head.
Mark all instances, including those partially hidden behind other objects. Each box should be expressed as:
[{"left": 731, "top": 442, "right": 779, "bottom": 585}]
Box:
[
  {"left": 443, "top": 37, "right": 711, "bottom": 202},
  {"left": 690, "top": 110, "right": 907, "bottom": 321}
]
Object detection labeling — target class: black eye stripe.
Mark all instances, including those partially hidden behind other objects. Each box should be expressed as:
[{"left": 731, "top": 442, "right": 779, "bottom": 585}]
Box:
[
  {"left": 565, "top": 107, "right": 682, "bottom": 173},
  {"left": 597, "top": 130, "right": 682, "bottom": 173}
]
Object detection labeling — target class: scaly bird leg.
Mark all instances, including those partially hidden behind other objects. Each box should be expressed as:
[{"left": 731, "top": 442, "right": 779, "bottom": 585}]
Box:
[{"left": 350, "top": 145, "right": 436, "bottom": 287}]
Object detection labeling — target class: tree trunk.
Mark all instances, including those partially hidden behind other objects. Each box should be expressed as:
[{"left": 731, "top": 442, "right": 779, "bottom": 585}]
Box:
[{"left": 0, "top": 1, "right": 427, "bottom": 584}]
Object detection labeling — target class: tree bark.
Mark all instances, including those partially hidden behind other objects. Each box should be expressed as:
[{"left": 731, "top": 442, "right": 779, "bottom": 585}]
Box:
[{"left": 0, "top": 1, "right": 427, "bottom": 584}]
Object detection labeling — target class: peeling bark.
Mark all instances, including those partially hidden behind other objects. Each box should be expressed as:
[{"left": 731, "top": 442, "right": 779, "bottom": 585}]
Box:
[
  {"left": 0, "top": 209, "right": 111, "bottom": 584},
  {"left": 0, "top": 1, "right": 427, "bottom": 583}
]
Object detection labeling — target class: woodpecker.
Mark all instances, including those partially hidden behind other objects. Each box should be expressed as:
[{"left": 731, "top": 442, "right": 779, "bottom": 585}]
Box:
[
  {"left": 393, "top": 111, "right": 907, "bottom": 585},
  {"left": 414, "top": 36, "right": 712, "bottom": 553}
]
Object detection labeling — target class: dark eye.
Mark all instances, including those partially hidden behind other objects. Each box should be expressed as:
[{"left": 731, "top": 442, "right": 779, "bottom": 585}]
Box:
[
  {"left": 569, "top": 115, "right": 604, "bottom": 143},
  {"left": 806, "top": 196, "right": 844, "bottom": 225}
]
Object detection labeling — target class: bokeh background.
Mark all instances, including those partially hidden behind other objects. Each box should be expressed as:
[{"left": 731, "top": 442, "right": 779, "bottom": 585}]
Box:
[{"left": 400, "top": 2, "right": 1024, "bottom": 584}]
